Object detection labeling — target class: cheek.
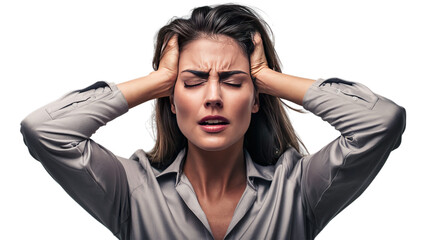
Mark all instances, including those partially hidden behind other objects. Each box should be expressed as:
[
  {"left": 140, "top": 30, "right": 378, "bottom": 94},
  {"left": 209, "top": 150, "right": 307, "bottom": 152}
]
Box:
[
  {"left": 231, "top": 93, "right": 255, "bottom": 127},
  {"left": 172, "top": 87, "right": 199, "bottom": 123}
]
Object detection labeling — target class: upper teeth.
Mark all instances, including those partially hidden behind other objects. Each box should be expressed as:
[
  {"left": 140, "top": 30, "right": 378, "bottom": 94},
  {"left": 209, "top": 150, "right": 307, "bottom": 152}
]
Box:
[{"left": 205, "top": 120, "right": 223, "bottom": 124}]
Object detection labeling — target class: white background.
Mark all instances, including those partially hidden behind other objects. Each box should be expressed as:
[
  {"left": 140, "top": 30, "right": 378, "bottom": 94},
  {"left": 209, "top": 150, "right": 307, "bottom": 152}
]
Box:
[{"left": 1, "top": 0, "right": 424, "bottom": 239}]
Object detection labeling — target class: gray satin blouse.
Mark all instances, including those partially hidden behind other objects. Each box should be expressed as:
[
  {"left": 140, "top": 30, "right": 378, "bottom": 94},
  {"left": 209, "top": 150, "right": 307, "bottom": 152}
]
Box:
[{"left": 20, "top": 78, "right": 406, "bottom": 239}]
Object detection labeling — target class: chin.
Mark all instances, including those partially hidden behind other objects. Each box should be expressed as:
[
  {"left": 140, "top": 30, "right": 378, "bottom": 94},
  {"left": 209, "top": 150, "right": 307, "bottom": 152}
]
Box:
[
  {"left": 196, "top": 144, "right": 229, "bottom": 152},
  {"left": 188, "top": 137, "right": 243, "bottom": 152}
]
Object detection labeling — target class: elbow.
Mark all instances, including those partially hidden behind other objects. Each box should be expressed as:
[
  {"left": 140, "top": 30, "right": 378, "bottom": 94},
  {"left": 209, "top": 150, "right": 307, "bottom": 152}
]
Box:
[
  {"left": 21, "top": 108, "right": 50, "bottom": 141},
  {"left": 20, "top": 108, "right": 52, "bottom": 160},
  {"left": 21, "top": 115, "right": 40, "bottom": 145},
  {"left": 376, "top": 97, "right": 406, "bottom": 149},
  {"left": 20, "top": 117, "right": 40, "bottom": 161},
  {"left": 391, "top": 105, "right": 406, "bottom": 135}
]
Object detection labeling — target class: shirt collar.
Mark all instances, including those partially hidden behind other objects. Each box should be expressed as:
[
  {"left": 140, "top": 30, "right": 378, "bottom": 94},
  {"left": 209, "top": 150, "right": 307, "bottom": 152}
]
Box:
[
  {"left": 154, "top": 148, "right": 187, "bottom": 184},
  {"left": 244, "top": 149, "right": 274, "bottom": 185},
  {"left": 154, "top": 148, "right": 274, "bottom": 187}
]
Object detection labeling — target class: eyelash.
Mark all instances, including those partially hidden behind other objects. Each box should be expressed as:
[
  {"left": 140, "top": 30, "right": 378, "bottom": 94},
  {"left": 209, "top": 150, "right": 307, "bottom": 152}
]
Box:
[
  {"left": 184, "top": 82, "right": 242, "bottom": 88},
  {"left": 224, "top": 83, "right": 242, "bottom": 87},
  {"left": 184, "top": 83, "right": 203, "bottom": 88}
]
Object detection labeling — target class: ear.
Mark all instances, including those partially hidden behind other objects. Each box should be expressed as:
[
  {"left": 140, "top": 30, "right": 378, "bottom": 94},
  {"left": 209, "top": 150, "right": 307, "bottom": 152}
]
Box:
[
  {"left": 252, "top": 92, "right": 260, "bottom": 113},
  {"left": 169, "top": 96, "right": 176, "bottom": 114}
]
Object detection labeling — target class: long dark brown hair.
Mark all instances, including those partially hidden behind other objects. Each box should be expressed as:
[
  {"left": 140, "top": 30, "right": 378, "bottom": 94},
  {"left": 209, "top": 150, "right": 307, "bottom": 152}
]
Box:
[{"left": 148, "top": 4, "right": 306, "bottom": 169}]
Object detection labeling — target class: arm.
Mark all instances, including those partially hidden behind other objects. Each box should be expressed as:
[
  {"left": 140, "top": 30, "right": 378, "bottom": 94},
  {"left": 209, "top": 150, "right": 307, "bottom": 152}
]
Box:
[
  {"left": 20, "top": 36, "right": 179, "bottom": 237},
  {"left": 301, "top": 79, "right": 405, "bottom": 236},
  {"left": 20, "top": 82, "right": 131, "bottom": 238},
  {"left": 251, "top": 33, "right": 406, "bottom": 235}
]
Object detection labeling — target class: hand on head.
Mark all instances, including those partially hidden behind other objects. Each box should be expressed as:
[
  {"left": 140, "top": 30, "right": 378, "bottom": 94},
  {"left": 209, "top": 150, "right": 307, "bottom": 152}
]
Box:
[
  {"left": 158, "top": 34, "right": 180, "bottom": 96},
  {"left": 250, "top": 32, "right": 269, "bottom": 80},
  {"left": 156, "top": 32, "right": 273, "bottom": 97}
]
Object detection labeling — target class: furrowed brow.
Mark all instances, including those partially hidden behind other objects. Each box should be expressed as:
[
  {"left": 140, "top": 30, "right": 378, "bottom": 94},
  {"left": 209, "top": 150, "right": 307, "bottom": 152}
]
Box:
[
  {"left": 218, "top": 71, "right": 248, "bottom": 80},
  {"left": 181, "top": 70, "right": 209, "bottom": 79}
]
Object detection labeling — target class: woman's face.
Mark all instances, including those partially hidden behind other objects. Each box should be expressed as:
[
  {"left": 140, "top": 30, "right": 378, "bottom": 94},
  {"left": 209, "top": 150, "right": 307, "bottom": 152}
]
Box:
[{"left": 171, "top": 35, "right": 259, "bottom": 152}]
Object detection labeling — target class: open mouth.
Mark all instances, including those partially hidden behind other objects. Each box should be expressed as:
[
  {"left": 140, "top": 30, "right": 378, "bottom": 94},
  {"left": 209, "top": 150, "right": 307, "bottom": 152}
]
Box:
[
  {"left": 198, "top": 116, "right": 230, "bottom": 125},
  {"left": 198, "top": 116, "right": 230, "bottom": 133},
  {"left": 199, "top": 120, "right": 230, "bottom": 125}
]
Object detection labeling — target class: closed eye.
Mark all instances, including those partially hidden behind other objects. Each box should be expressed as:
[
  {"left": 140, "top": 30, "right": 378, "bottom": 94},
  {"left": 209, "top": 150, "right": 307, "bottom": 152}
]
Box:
[
  {"left": 183, "top": 80, "right": 206, "bottom": 88},
  {"left": 223, "top": 82, "right": 242, "bottom": 87},
  {"left": 184, "top": 82, "right": 203, "bottom": 88},
  {"left": 222, "top": 78, "right": 243, "bottom": 88}
]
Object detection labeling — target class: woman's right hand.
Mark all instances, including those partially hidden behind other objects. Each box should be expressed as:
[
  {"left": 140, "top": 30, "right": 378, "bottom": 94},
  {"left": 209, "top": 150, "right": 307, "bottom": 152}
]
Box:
[
  {"left": 157, "top": 34, "right": 180, "bottom": 90},
  {"left": 117, "top": 35, "right": 179, "bottom": 108}
]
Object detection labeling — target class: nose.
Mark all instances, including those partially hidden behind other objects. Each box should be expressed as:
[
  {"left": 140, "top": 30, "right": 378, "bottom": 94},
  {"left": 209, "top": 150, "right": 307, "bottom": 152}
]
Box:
[{"left": 204, "top": 81, "right": 223, "bottom": 108}]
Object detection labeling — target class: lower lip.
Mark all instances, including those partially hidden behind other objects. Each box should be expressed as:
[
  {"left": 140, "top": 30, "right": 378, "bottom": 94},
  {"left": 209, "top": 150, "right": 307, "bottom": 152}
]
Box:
[{"left": 199, "top": 124, "right": 228, "bottom": 133}]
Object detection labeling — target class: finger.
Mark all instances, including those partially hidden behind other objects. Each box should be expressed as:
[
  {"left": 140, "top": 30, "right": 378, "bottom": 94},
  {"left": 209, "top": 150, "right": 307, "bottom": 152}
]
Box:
[
  {"left": 252, "top": 32, "right": 262, "bottom": 46},
  {"left": 251, "top": 32, "right": 264, "bottom": 58},
  {"left": 165, "top": 34, "right": 179, "bottom": 51},
  {"left": 250, "top": 32, "right": 269, "bottom": 78}
]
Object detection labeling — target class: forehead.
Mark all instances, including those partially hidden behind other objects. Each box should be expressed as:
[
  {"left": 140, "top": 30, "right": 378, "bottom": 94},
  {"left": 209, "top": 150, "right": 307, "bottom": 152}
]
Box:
[{"left": 179, "top": 35, "right": 249, "bottom": 71}]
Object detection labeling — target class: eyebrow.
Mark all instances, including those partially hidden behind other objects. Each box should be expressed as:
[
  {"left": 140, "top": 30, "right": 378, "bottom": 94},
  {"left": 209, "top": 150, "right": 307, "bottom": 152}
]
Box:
[{"left": 181, "top": 69, "right": 248, "bottom": 80}]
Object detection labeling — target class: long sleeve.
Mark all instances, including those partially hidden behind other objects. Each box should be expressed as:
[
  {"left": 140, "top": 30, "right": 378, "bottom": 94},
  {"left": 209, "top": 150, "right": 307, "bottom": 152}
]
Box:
[
  {"left": 301, "top": 78, "right": 406, "bottom": 236},
  {"left": 20, "top": 81, "right": 131, "bottom": 238}
]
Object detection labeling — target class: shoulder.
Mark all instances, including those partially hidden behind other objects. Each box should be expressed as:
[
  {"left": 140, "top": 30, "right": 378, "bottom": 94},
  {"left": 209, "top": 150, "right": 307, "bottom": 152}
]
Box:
[
  {"left": 116, "top": 149, "right": 159, "bottom": 192},
  {"left": 251, "top": 147, "right": 304, "bottom": 183},
  {"left": 275, "top": 147, "right": 305, "bottom": 180}
]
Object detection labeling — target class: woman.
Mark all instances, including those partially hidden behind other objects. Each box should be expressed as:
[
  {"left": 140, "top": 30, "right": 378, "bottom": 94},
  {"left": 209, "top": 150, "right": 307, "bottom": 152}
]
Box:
[{"left": 20, "top": 4, "right": 406, "bottom": 240}]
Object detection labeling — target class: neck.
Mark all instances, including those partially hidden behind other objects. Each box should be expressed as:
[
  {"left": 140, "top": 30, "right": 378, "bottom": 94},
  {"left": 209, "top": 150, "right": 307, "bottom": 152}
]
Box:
[{"left": 183, "top": 140, "right": 246, "bottom": 201}]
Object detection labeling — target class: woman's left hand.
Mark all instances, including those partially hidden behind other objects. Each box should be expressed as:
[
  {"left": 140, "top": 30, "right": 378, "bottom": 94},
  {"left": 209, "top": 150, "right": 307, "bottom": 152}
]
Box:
[
  {"left": 250, "top": 32, "right": 270, "bottom": 81},
  {"left": 250, "top": 32, "right": 314, "bottom": 105},
  {"left": 250, "top": 32, "right": 274, "bottom": 95}
]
